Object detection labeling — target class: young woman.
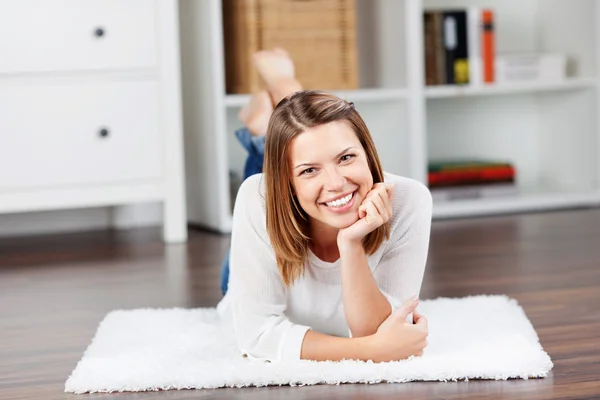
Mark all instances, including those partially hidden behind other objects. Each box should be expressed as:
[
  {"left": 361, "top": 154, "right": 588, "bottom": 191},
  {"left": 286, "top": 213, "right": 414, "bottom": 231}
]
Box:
[{"left": 217, "top": 50, "right": 432, "bottom": 364}]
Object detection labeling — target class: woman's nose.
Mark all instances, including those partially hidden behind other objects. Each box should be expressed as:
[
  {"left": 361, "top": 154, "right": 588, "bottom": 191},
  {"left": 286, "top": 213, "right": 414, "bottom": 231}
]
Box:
[{"left": 323, "top": 167, "right": 346, "bottom": 191}]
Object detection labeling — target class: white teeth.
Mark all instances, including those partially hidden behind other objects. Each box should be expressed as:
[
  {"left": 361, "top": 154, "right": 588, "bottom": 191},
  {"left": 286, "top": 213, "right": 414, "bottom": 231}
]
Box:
[{"left": 325, "top": 192, "right": 353, "bottom": 208}]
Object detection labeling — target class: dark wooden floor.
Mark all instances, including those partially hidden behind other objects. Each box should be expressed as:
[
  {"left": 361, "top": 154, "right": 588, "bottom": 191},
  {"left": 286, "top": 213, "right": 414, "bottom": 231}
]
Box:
[{"left": 1, "top": 208, "right": 600, "bottom": 400}]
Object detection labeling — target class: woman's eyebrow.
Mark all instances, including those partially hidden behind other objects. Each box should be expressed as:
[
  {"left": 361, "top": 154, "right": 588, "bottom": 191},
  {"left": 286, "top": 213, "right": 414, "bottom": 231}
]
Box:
[
  {"left": 294, "top": 162, "right": 316, "bottom": 170},
  {"left": 334, "top": 146, "right": 357, "bottom": 159},
  {"left": 293, "top": 147, "right": 357, "bottom": 170}
]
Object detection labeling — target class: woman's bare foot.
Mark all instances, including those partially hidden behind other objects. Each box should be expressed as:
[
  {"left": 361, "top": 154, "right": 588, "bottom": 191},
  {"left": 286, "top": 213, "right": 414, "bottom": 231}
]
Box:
[
  {"left": 253, "top": 48, "right": 303, "bottom": 106},
  {"left": 253, "top": 48, "right": 295, "bottom": 86},
  {"left": 238, "top": 90, "right": 273, "bottom": 136}
]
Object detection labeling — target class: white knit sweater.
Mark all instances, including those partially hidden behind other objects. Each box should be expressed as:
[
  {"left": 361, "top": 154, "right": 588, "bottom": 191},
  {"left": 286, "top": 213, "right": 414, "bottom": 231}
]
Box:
[{"left": 216, "top": 172, "right": 433, "bottom": 362}]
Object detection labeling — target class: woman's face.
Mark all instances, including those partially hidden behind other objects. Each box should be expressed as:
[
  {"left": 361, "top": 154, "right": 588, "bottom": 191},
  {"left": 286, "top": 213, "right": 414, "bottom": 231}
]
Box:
[{"left": 289, "top": 120, "right": 373, "bottom": 231}]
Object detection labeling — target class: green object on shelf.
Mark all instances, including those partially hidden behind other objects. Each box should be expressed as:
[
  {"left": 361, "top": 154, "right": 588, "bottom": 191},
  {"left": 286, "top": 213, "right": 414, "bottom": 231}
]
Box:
[{"left": 428, "top": 159, "right": 513, "bottom": 172}]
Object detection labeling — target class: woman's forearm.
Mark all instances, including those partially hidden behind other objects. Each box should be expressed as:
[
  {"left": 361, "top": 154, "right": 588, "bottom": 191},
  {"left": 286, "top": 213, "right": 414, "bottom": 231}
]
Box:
[
  {"left": 300, "top": 329, "right": 374, "bottom": 361},
  {"left": 338, "top": 240, "right": 392, "bottom": 337}
]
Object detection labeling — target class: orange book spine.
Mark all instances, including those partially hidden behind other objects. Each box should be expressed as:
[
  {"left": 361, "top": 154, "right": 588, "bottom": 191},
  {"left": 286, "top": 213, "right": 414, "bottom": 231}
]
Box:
[{"left": 482, "top": 10, "right": 495, "bottom": 83}]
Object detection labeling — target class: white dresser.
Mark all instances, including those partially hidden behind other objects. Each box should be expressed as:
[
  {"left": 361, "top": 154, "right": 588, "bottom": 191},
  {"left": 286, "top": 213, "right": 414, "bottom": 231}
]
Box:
[{"left": 0, "top": 0, "right": 187, "bottom": 243}]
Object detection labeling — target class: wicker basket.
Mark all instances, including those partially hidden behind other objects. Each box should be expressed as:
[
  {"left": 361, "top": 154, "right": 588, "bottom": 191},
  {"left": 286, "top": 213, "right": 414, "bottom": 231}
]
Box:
[{"left": 222, "top": 0, "right": 359, "bottom": 94}]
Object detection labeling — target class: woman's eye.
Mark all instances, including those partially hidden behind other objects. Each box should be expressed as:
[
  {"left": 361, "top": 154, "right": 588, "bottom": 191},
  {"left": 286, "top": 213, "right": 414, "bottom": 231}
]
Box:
[
  {"left": 340, "top": 154, "right": 355, "bottom": 162},
  {"left": 301, "top": 167, "right": 315, "bottom": 175}
]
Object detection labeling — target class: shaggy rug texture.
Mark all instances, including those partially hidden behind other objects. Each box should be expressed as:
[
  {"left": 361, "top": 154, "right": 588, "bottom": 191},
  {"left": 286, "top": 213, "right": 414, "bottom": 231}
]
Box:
[{"left": 65, "top": 295, "right": 553, "bottom": 393}]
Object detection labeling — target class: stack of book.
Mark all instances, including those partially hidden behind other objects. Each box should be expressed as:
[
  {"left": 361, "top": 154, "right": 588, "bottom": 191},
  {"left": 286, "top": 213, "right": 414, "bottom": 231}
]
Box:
[
  {"left": 428, "top": 159, "right": 518, "bottom": 202},
  {"left": 423, "top": 8, "right": 495, "bottom": 86}
]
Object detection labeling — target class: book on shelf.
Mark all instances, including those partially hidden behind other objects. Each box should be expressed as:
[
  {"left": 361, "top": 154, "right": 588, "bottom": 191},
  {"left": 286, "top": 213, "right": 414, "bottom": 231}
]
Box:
[
  {"left": 443, "top": 10, "right": 469, "bottom": 85},
  {"left": 428, "top": 159, "right": 513, "bottom": 172},
  {"left": 431, "top": 182, "right": 518, "bottom": 202},
  {"left": 428, "top": 159, "right": 517, "bottom": 187},
  {"left": 424, "top": 12, "right": 445, "bottom": 85},
  {"left": 428, "top": 159, "right": 518, "bottom": 202},
  {"left": 495, "top": 53, "right": 567, "bottom": 83},
  {"left": 424, "top": 8, "right": 495, "bottom": 86},
  {"left": 481, "top": 10, "right": 495, "bottom": 84}
]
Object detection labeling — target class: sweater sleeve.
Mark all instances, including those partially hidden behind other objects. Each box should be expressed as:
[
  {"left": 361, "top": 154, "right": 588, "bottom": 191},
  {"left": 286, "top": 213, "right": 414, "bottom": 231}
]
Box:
[
  {"left": 373, "top": 178, "right": 433, "bottom": 321},
  {"left": 227, "top": 175, "right": 310, "bottom": 362}
]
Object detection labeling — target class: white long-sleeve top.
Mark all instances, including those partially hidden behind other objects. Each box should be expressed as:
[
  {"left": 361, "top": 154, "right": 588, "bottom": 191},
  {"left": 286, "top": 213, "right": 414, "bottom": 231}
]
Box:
[{"left": 216, "top": 172, "right": 433, "bottom": 362}]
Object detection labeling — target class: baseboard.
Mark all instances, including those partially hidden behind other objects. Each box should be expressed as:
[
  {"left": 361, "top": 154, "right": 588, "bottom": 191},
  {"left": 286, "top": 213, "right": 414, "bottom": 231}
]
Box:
[{"left": 0, "top": 203, "right": 162, "bottom": 238}]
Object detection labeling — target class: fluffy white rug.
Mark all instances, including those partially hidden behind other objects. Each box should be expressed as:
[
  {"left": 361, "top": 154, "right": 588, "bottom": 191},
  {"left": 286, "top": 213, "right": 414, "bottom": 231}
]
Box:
[{"left": 64, "top": 295, "right": 553, "bottom": 394}]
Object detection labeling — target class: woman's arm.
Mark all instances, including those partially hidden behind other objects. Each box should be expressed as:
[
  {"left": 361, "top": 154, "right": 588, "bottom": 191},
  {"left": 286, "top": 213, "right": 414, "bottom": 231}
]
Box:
[
  {"left": 300, "top": 296, "right": 426, "bottom": 362},
  {"left": 336, "top": 179, "right": 433, "bottom": 337},
  {"left": 228, "top": 175, "right": 310, "bottom": 361},
  {"left": 335, "top": 183, "right": 397, "bottom": 337},
  {"left": 337, "top": 240, "right": 392, "bottom": 338},
  {"left": 372, "top": 180, "right": 433, "bottom": 314},
  {"left": 301, "top": 330, "right": 372, "bottom": 361}
]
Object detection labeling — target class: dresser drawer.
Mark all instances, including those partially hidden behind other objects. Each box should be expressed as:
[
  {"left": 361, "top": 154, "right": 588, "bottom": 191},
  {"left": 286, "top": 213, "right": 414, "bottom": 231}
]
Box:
[
  {"left": 0, "top": 81, "right": 162, "bottom": 190},
  {"left": 0, "top": 0, "right": 157, "bottom": 74}
]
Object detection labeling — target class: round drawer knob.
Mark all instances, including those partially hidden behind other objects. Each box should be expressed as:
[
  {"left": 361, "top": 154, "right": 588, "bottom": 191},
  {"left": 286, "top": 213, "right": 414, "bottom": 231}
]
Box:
[
  {"left": 99, "top": 128, "right": 110, "bottom": 138},
  {"left": 94, "top": 27, "right": 105, "bottom": 38}
]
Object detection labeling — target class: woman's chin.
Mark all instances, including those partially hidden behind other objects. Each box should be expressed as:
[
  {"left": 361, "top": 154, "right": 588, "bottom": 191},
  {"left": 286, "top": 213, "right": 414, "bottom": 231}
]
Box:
[
  {"left": 310, "top": 209, "right": 359, "bottom": 230},
  {"left": 328, "top": 214, "right": 359, "bottom": 229}
]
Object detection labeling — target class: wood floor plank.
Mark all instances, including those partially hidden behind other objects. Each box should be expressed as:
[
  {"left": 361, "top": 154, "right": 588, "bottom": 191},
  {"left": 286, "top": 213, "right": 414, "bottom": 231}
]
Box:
[{"left": 1, "top": 208, "right": 599, "bottom": 399}]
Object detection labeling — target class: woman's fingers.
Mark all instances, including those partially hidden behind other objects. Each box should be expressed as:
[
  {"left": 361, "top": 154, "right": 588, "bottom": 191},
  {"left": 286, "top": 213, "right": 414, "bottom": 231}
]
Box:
[
  {"left": 413, "top": 308, "right": 422, "bottom": 321},
  {"left": 384, "top": 184, "right": 394, "bottom": 211},
  {"left": 373, "top": 184, "right": 394, "bottom": 210},
  {"left": 358, "top": 204, "right": 367, "bottom": 219},
  {"left": 360, "top": 183, "right": 395, "bottom": 225},
  {"left": 364, "top": 200, "right": 379, "bottom": 224},
  {"left": 376, "top": 183, "right": 394, "bottom": 201},
  {"left": 414, "top": 311, "right": 428, "bottom": 329},
  {"left": 365, "top": 188, "right": 391, "bottom": 221},
  {"left": 377, "top": 186, "right": 393, "bottom": 218},
  {"left": 369, "top": 191, "right": 388, "bottom": 220},
  {"left": 396, "top": 296, "right": 420, "bottom": 321}
]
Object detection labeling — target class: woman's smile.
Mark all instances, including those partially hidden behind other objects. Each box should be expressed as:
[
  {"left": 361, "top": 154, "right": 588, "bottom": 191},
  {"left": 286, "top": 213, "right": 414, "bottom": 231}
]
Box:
[{"left": 320, "top": 190, "right": 358, "bottom": 213}]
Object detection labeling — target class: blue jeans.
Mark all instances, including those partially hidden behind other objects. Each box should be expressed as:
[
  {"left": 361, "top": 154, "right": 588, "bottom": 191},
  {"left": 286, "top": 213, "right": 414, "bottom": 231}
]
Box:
[{"left": 221, "top": 128, "right": 266, "bottom": 295}]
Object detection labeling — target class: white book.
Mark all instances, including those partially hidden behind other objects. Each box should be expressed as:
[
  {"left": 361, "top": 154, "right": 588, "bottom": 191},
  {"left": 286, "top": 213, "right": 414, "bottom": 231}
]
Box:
[
  {"left": 468, "top": 7, "right": 482, "bottom": 86},
  {"left": 431, "top": 183, "right": 519, "bottom": 202},
  {"left": 495, "top": 53, "right": 566, "bottom": 83}
]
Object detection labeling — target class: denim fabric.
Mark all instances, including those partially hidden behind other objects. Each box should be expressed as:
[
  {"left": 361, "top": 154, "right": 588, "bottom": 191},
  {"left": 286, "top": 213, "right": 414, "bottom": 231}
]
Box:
[
  {"left": 236, "top": 127, "right": 265, "bottom": 179},
  {"left": 221, "top": 128, "right": 266, "bottom": 295},
  {"left": 220, "top": 250, "right": 231, "bottom": 295}
]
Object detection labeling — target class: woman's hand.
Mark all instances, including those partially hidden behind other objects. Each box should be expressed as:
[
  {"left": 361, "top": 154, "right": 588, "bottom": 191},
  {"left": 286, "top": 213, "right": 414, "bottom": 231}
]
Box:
[
  {"left": 366, "top": 296, "right": 429, "bottom": 362},
  {"left": 337, "top": 183, "right": 394, "bottom": 246}
]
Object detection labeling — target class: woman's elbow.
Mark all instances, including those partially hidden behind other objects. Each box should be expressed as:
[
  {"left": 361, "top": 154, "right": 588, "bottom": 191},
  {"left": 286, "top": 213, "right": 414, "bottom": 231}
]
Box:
[
  {"left": 349, "top": 325, "right": 378, "bottom": 338},
  {"left": 237, "top": 335, "right": 275, "bottom": 361},
  {"left": 234, "top": 324, "right": 282, "bottom": 361}
]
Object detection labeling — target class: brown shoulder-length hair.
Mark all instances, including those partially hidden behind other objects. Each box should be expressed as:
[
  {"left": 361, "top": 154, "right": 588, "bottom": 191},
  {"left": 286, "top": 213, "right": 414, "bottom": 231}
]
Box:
[{"left": 264, "top": 90, "right": 390, "bottom": 286}]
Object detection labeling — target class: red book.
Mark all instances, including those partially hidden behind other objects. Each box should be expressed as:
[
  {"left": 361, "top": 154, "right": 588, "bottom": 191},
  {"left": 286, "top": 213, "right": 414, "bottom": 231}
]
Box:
[
  {"left": 482, "top": 10, "right": 495, "bottom": 83},
  {"left": 429, "top": 166, "right": 515, "bottom": 186}
]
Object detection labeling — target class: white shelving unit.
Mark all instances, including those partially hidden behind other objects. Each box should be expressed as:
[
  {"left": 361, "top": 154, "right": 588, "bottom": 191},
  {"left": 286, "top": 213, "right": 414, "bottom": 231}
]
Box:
[
  {"left": 425, "top": 77, "right": 598, "bottom": 98},
  {"left": 180, "top": 0, "right": 600, "bottom": 233},
  {"left": 224, "top": 88, "right": 411, "bottom": 107}
]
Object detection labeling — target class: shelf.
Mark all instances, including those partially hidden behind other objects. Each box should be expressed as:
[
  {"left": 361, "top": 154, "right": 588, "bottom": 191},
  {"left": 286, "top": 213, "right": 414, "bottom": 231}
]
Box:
[
  {"left": 433, "top": 188, "right": 600, "bottom": 219},
  {"left": 425, "top": 78, "right": 598, "bottom": 99},
  {"left": 223, "top": 79, "right": 598, "bottom": 106},
  {"left": 224, "top": 88, "right": 409, "bottom": 107}
]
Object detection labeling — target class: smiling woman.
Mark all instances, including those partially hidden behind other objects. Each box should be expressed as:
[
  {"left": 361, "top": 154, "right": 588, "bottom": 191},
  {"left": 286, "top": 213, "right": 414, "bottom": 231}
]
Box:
[
  {"left": 216, "top": 90, "right": 433, "bottom": 364},
  {"left": 265, "top": 96, "right": 388, "bottom": 285}
]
